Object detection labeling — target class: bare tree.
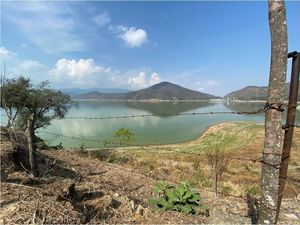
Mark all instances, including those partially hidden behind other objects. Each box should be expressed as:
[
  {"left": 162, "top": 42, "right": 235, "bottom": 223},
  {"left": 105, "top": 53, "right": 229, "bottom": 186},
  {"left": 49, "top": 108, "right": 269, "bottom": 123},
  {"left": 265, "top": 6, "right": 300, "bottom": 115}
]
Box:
[
  {"left": 203, "top": 133, "right": 231, "bottom": 197},
  {"left": 260, "top": 1, "right": 288, "bottom": 224}
]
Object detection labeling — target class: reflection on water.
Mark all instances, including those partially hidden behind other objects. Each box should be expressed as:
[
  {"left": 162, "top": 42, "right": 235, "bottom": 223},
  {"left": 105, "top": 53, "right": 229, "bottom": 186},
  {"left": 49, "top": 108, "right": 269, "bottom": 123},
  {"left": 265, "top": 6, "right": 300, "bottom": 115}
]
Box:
[
  {"left": 72, "top": 100, "right": 215, "bottom": 116},
  {"left": 223, "top": 101, "right": 265, "bottom": 112},
  {"left": 2, "top": 100, "right": 299, "bottom": 148},
  {"left": 124, "top": 101, "right": 214, "bottom": 116},
  {"left": 223, "top": 101, "right": 300, "bottom": 125}
]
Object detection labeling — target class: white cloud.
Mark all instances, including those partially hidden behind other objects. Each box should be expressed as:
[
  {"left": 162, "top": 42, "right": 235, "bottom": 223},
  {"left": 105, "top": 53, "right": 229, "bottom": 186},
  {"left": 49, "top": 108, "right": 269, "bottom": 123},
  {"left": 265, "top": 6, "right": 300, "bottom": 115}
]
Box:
[
  {"left": 0, "top": 47, "right": 49, "bottom": 81},
  {"left": 110, "top": 25, "right": 148, "bottom": 47},
  {"left": 150, "top": 72, "right": 161, "bottom": 85},
  {"left": 128, "top": 72, "right": 147, "bottom": 88},
  {"left": 121, "top": 27, "right": 148, "bottom": 47},
  {"left": 93, "top": 11, "right": 111, "bottom": 27},
  {"left": 1, "top": 47, "right": 162, "bottom": 90},
  {"left": 0, "top": 46, "right": 17, "bottom": 61},
  {"left": 49, "top": 58, "right": 108, "bottom": 85},
  {"left": 4, "top": 2, "right": 86, "bottom": 53},
  {"left": 128, "top": 71, "right": 161, "bottom": 89}
]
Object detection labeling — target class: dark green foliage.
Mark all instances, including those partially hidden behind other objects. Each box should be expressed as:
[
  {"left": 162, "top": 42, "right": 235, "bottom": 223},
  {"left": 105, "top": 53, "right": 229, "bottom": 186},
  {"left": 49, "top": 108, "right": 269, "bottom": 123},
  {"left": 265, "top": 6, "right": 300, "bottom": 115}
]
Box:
[
  {"left": 149, "top": 181, "right": 201, "bottom": 214},
  {"left": 17, "top": 81, "right": 75, "bottom": 131},
  {"left": 1, "top": 77, "right": 75, "bottom": 131},
  {"left": 0, "top": 76, "right": 31, "bottom": 127}
]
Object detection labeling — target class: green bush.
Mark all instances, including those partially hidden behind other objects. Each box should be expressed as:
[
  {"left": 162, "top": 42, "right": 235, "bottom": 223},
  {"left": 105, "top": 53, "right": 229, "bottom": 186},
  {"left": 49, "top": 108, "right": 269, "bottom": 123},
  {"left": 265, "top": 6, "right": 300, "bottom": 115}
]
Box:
[{"left": 149, "top": 181, "right": 201, "bottom": 214}]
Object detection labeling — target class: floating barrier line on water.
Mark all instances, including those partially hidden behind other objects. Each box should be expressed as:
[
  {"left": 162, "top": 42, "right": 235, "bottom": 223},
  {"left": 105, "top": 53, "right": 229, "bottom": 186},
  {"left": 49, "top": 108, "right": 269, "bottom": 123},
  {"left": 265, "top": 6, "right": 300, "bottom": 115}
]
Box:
[{"left": 62, "top": 109, "right": 266, "bottom": 120}]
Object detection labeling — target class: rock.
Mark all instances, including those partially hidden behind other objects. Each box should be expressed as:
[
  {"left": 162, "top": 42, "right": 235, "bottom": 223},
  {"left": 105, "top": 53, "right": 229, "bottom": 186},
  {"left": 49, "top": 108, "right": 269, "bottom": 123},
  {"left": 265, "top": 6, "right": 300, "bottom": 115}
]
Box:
[{"left": 285, "top": 214, "right": 299, "bottom": 220}]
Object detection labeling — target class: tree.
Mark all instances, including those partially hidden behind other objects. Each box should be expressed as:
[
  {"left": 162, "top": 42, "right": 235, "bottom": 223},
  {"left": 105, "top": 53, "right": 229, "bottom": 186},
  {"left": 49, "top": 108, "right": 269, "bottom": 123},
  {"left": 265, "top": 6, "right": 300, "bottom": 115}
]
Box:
[
  {"left": 0, "top": 76, "right": 31, "bottom": 127},
  {"left": 260, "top": 1, "right": 288, "bottom": 224},
  {"left": 105, "top": 128, "right": 135, "bottom": 162},
  {"left": 26, "top": 81, "right": 74, "bottom": 176},
  {"left": 1, "top": 77, "right": 74, "bottom": 176},
  {"left": 113, "top": 128, "right": 135, "bottom": 146}
]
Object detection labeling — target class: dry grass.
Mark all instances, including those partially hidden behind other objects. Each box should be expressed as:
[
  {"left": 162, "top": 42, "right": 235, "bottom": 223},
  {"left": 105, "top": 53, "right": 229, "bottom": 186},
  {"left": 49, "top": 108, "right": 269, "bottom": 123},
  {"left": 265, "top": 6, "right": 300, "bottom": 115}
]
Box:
[
  {"left": 98, "top": 122, "right": 300, "bottom": 198},
  {"left": 1, "top": 123, "right": 299, "bottom": 224}
]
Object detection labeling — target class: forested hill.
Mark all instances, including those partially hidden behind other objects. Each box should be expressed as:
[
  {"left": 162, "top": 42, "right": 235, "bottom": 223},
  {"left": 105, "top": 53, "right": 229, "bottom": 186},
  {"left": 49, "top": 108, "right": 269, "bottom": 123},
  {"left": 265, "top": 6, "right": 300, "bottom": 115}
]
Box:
[
  {"left": 224, "top": 83, "right": 300, "bottom": 101},
  {"left": 75, "top": 82, "right": 219, "bottom": 100}
]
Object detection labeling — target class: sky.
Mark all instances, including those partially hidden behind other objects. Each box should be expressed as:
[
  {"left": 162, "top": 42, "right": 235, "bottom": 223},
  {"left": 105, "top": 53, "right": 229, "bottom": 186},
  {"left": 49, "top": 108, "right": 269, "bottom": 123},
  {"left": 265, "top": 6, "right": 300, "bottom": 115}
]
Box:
[{"left": 1, "top": 1, "right": 300, "bottom": 96}]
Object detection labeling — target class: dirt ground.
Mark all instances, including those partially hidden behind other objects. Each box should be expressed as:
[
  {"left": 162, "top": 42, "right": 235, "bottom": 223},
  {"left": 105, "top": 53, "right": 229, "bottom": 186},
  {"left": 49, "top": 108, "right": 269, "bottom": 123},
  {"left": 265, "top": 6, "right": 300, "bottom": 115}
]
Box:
[{"left": 1, "top": 123, "right": 300, "bottom": 224}]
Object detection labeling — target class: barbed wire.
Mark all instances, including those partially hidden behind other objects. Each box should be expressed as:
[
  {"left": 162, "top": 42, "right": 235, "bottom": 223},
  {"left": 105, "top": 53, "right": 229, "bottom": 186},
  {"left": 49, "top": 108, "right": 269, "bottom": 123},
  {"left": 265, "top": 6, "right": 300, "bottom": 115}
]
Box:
[
  {"left": 2, "top": 109, "right": 299, "bottom": 127},
  {"left": 1, "top": 109, "right": 264, "bottom": 121},
  {"left": 62, "top": 109, "right": 266, "bottom": 120},
  {"left": 6, "top": 109, "right": 262, "bottom": 120}
]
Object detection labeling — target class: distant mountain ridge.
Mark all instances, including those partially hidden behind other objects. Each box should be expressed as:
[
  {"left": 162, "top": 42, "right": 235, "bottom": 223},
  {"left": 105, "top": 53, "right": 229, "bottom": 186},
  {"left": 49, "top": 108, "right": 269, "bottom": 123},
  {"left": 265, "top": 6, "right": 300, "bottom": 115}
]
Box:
[
  {"left": 75, "top": 82, "right": 219, "bottom": 100},
  {"left": 224, "top": 83, "right": 300, "bottom": 101},
  {"left": 59, "top": 88, "right": 130, "bottom": 97}
]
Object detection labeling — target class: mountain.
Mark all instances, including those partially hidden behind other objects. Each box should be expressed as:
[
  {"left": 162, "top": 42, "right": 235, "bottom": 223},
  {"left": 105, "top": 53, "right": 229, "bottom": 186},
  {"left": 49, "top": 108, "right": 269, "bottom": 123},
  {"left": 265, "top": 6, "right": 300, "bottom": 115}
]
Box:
[
  {"left": 75, "top": 82, "right": 219, "bottom": 100},
  {"left": 59, "top": 88, "right": 130, "bottom": 97},
  {"left": 224, "top": 83, "right": 300, "bottom": 101}
]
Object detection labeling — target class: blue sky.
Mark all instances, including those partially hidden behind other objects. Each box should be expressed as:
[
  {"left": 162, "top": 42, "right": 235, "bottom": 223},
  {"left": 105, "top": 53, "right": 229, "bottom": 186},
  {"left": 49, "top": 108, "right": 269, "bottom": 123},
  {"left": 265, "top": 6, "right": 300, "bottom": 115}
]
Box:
[{"left": 1, "top": 1, "right": 300, "bottom": 96}]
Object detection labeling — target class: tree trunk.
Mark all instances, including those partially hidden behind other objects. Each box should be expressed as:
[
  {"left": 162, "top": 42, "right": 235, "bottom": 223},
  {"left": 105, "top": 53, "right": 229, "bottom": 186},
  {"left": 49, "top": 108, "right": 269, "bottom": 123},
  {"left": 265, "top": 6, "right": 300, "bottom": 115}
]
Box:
[
  {"left": 27, "top": 113, "right": 37, "bottom": 176},
  {"left": 260, "top": 1, "right": 288, "bottom": 224}
]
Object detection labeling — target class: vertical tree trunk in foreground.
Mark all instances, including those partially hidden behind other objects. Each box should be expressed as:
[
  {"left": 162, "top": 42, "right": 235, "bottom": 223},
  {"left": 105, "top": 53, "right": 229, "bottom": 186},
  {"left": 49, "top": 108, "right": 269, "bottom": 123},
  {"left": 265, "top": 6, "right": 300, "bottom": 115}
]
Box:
[
  {"left": 260, "top": 1, "right": 288, "bottom": 224},
  {"left": 27, "top": 113, "right": 37, "bottom": 176}
]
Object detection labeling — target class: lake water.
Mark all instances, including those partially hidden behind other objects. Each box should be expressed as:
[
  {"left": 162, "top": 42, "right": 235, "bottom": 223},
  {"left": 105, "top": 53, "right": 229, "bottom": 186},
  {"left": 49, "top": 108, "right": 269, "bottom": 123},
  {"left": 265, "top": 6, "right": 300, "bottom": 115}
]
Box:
[{"left": 1, "top": 100, "right": 299, "bottom": 148}]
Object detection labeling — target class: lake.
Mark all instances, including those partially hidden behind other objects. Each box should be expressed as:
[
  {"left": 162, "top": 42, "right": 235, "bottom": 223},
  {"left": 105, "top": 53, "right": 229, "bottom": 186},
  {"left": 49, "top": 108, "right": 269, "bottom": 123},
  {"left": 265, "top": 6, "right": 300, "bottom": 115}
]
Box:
[{"left": 1, "top": 100, "right": 299, "bottom": 148}]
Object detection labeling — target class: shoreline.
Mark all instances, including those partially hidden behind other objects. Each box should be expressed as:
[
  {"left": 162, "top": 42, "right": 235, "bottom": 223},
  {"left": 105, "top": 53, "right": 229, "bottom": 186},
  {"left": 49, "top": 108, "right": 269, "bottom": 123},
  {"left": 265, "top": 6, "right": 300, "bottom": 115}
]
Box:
[{"left": 83, "top": 121, "right": 260, "bottom": 152}]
